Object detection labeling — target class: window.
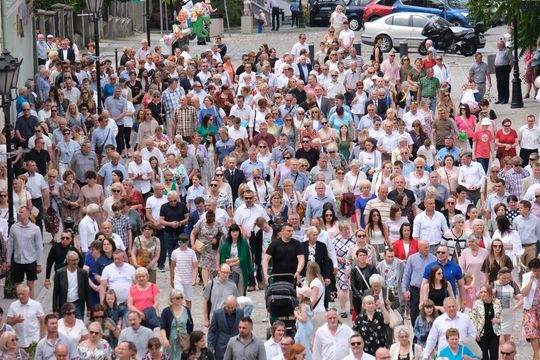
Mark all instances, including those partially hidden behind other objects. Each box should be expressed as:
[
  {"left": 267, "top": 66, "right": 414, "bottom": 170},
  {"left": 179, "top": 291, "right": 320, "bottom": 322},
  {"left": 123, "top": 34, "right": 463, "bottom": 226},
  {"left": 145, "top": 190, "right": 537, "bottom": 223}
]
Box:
[
  {"left": 392, "top": 14, "right": 410, "bottom": 26},
  {"left": 412, "top": 15, "right": 428, "bottom": 27},
  {"left": 378, "top": 0, "right": 396, "bottom": 5},
  {"left": 425, "top": 0, "right": 445, "bottom": 9}
]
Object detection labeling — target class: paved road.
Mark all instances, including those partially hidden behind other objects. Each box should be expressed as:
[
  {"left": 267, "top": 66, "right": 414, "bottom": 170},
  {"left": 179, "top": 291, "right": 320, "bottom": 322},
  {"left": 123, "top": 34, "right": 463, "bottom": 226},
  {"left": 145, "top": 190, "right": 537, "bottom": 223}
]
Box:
[{"left": 1, "top": 24, "right": 539, "bottom": 357}]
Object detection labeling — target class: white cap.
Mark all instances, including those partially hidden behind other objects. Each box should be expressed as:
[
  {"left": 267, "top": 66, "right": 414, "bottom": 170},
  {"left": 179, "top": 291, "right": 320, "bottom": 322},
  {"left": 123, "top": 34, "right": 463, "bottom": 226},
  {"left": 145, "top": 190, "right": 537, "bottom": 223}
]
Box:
[{"left": 481, "top": 117, "right": 491, "bottom": 126}]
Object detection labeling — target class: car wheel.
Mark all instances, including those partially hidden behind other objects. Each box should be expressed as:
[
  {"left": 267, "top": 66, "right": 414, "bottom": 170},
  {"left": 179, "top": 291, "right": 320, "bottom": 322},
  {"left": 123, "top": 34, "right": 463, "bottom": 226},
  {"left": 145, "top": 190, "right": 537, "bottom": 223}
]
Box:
[
  {"left": 460, "top": 44, "right": 477, "bottom": 57},
  {"left": 379, "top": 35, "right": 393, "bottom": 52},
  {"left": 368, "top": 15, "right": 381, "bottom": 22},
  {"left": 349, "top": 17, "right": 361, "bottom": 31}
]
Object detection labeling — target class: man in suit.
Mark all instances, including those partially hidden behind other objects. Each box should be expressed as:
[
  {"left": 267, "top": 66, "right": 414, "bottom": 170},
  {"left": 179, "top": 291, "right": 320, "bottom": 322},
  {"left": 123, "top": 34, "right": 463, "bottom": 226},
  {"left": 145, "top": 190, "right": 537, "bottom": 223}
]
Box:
[
  {"left": 364, "top": 88, "right": 388, "bottom": 118},
  {"left": 186, "top": 197, "right": 206, "bottom": 234},
  {"left": 57, "top": 38, "right": 76, "bottom": 63},
  {"left": 314, "top": 85, "right": 331, "bottom": 117},
  {"left": 208, "top": 296, "right": 244, "bottom": 360},
  {"left": 224, "top": 156, "right": 246, "bottom": 203},
  {"left": 52, "top": 249, "right": 90, "bottom": 320},
  {"left": 180, "top": 65, "right": 202, "bottom": 93},
  {"left": 296, "top": 55, "right": 313, "bottom": 84}
]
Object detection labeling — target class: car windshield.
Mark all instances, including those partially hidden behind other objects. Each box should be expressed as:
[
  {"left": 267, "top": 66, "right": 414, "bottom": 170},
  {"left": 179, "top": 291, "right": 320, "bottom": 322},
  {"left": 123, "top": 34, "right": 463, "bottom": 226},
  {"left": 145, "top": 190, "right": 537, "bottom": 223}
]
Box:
[{"left": 446, "top": 0, "right": 468, "bottom": 9}]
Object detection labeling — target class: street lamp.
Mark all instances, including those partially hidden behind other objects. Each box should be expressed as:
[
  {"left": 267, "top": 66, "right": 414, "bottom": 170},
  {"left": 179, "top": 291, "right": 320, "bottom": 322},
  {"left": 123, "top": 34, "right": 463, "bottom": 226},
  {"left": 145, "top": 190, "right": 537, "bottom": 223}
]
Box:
[
  {"left": 0, "top": 50, "right": 22, "bottom": 299},
  {"left": 510, "top": 18, "right": 523, "bottom": 108},
  {"left": 0, "top": 50, "right": 22, "bottom": 229},
  {"left": 86, "top": 0, "right": 105, "bottom": 114}
]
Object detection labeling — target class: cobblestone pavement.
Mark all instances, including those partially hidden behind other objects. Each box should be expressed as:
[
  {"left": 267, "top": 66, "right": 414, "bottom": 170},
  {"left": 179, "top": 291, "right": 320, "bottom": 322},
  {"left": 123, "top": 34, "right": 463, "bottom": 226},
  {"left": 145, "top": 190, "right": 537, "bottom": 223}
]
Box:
[{"left": 1, "top": 24, "right": 539, "bottom": 358}]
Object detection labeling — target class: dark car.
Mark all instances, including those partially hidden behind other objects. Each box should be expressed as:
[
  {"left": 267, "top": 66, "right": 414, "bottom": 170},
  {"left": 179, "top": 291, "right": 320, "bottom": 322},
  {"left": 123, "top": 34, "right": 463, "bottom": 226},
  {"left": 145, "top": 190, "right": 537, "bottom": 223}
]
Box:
[{"left": 309, "top": 0, "right": 372, "bottom": 31}]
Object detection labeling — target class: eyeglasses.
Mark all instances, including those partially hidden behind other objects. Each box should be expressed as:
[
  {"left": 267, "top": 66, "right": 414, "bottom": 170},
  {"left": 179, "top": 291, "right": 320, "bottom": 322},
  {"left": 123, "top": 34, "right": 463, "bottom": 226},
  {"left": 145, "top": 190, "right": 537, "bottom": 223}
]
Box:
[
  {"left": 321, "top": 122, "right": 328, "bottom": 125},
  {"left": 285, "top": 119, "right": 293, "bottom": 122},
  {"left": 259, "top": 145, "right": 267, "bottom": 148},
  {"left": 93, "top": 315, "right": 104, "bottom": 319},
  {"left": 493, "top": 245, "right": 502, "bottom": 248},
  {"left": 436, "top": 251, "right": 447, "bottom": 254},
  {"left": 356, "top": 234, "right": 366, "bottom": 238},
  {"left": 0, "top": 194, "right": 7, "bottom": 197},
  {"left": 9, "top": 338, "right": 18, "bottom": 342},
  {"left": 65, "top": 311, "right": 76, "bottom": 316},
  {"left": 89, "top": 331, "right": 100, "bottom": 335},
  {"left": 61, "top": 236, "right": 71, "bottom": 240},
  {"left": 350, "top": 342, "right": 363, "bottom": 346},
  {"left": 112, "top": 189, "right": 121, "bottom": 193},
  {"left": 283, "top": 156, "right": 291, "bottom": 160},
  {"left": 501, "top": 351, "right": 515, "bottom": 356},
  {"left": 337, "top": 172, "right": 345, "bottom": 175},
  {"left": 149, "top": 344, "right": 161, "bottom": 350},
  {"left": 244, "top": 197, "right": 254, "bottom": 200},
  {"left": 447, "top": 201, "right": 455, "bottom": 204},
  {"left": 23, "top": 108, "right": 30, "bottom": 111},
  {"left": 210, "top": 184, "right": 218, "bottom": 187},
  {"left": 215, "top": 173, "right": 224, "bottom": 177},
  {"left": 51, "top": 110, "right": 58, "bottom": 112},
  {"left": 253, "top": 176, "right": 261, "bottom": 180},
  {"left": 172, "top": 296, "right": 184, "bottom": 300}
]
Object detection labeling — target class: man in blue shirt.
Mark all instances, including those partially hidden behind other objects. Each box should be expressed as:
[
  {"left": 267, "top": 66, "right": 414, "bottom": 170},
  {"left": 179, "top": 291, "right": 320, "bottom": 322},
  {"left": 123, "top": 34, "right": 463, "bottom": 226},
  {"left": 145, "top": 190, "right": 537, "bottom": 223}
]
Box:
[
  {"left": 215, "top": 127, "right": 236, "bottom": 166},
  {"left": 436, "top": 136, "right": 461, "bottom": 166},
  {"left": 423, "top": 244, "right": 465, "bottom": 305},
  {"left": 97, "top": 152, "right": 128, "bottom": 189}
]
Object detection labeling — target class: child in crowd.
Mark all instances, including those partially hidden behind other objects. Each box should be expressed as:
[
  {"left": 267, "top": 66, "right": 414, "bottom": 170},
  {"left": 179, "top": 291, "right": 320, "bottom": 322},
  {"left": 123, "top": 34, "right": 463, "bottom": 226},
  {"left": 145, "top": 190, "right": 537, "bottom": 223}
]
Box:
[
  {"left": 463, "top": 272, "right": 477, "bottom": 314},
  {"left": 294, "top": 287, "right": 313, "bottom": 360}
]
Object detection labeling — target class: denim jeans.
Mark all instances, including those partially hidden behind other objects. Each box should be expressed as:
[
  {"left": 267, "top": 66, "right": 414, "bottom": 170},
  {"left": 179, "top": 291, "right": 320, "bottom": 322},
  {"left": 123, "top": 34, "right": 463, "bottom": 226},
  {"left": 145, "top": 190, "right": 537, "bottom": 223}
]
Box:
[{"left": 163, "top": 230, "right": 179, "bottom": 263}]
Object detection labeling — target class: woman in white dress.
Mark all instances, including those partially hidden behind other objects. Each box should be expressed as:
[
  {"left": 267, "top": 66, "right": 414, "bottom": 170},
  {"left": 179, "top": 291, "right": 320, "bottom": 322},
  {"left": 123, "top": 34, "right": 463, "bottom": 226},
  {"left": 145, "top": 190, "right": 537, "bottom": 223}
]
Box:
[
  {"left": 492, "top": 215, "right": 523, "bottom": 284},
  {"left": 408, "top": 157, "right": 429, "bottom": 202}
]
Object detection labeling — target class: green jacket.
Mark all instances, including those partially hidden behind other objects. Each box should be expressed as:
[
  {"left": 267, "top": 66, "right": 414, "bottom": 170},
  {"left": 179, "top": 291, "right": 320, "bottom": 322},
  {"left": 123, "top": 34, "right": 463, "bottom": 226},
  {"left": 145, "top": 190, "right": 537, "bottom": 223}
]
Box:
[{"left": 219, "top": 238, "right": 252, "bottom": 288}]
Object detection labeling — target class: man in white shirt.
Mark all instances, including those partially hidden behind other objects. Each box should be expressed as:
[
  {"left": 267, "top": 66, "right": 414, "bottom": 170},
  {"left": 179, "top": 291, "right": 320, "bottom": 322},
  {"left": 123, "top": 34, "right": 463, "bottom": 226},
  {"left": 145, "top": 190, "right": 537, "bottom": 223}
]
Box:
[
  {"left": 457, "top": 151, "right": 486, "bottom": 205},
  {"left": 145, "top": 184, "right": 168, "bottom": 271},
  {"left": 7, "top": 284, "right": 45, "bottom": 348},
  {"left": 433, "top": 55, "right": 451, "bottom": 91},
  {"left": 128, "top": 151, "right": 153, "bottom": 198},
  {"left": 402, "top": 101, "right": 425, "bottom": 130},
  {"left": 141, "top": 138, "right": 165, "bottom": 165},
  {"left": 170, "top": 234, "right": 198, "bottom": 308},
  {"left": 100, "top": 250, "right": 136, "bottom": 305},
  {"left": 229, "top": 95, "right": 253, "bottom": 126},
  {"left": 233, "top": 189, "right": 269, "bottom": 241},
  {"left": 342, "top": 333, "right": 375, "bottom": 360},
  {"left": 423, "top": 297, "right": 476, "bottom": 360},
  {"left": 518, "top": 114, "right": 540, "bottom": 165},
  {"left": 312, "top": 309, "right": 354, "bottom": 360},
  {"left": 78, "top": 204, "right": 100, "bottom": 255},
  {"left": 413, "top": 198, "right": 449, "bottom": 254},
  {"left": 291, "top": 33, "right": 310, "bottom": 62},
  {"left": 338, "top": 21, "right": 355, "bottom": 53}
]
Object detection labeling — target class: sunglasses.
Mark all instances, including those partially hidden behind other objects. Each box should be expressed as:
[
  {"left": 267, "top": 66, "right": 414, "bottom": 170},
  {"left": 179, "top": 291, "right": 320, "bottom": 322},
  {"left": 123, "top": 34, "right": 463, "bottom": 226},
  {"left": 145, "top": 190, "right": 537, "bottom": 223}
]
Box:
[
  {"left": 350, "top": 342, "right": 363, "bottom": 346},
  {"left": 61, "top": 236, "right": 71, "bottom": 240},
  {"left": 210, "top": 184, "right": 218, "bottom": 187},
  {"left": 501, "top": 351, "right": 515, "bottom": 356},
  {"left": 283, "top": 156, "right": 291, "bottom": 160},
  {"left": 172, "top": 296, "right": 184, "bottom": 300},
  {"left": 436, "top": 251, "right": 447, "bottom": 254},
  {"left": 65, "top": 311, "right": 76, "bottom": 316},
  {"left": 89, "top": 331, "right": 100, "bottom": 335},
  {"left": 93, "top": 315, "right": 104, "bottom": 319},
  {"left": 244, "top": 197, "right": 254, "bottom": 200}
]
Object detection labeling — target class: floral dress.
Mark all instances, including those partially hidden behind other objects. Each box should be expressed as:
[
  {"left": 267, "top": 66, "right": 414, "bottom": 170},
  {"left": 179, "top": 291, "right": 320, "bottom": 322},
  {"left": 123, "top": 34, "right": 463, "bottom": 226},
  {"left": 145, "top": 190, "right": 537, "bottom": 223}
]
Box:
[
  {"left": 353, "top": 310, "right": 388, "bottom": 355},
  {"left": 188, "top": 144, "right": 208, "bottom": 183},
  {"left": 194, "top": 220, "right": 221, "bottom": 272},
  {"left": 77, "top": 339, "right": 113, "bottom": 360},
  {"left": 522, "top": 279, "right": 540, "bottom": 339},
  {"left": 44, "top": 181, "right": 60, "bottom": 234},
  {"left": 334, "top": 235, "right": 355, "bottom": 289}
]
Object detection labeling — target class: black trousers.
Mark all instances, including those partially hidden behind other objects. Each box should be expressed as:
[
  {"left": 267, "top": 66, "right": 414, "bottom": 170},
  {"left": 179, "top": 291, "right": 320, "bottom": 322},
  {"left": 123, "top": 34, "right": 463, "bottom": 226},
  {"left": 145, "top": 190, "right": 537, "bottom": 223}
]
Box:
[
  {"left": 478, "top": 333, "right": 499, "bottom": 360},
  {"left": 115, "top": 124, "right": 125, "bottom": 154},
  {"left": 32, "top": 197, "right": 44, "bottom": 234},
  {"left": 123, "top": 126, "right": 132, "bottom": 150},
  {"left": 410, "top": 285, "right": 421, "bottom": 327},
  {"left": 495, "top": 65, "right": 511, "bottom": 103},
  {"left": 520, "top": 148, "right": 537, "bottom": 167},
  {"left": 38, "top": 58, "right": 47, "bottom": 66},
  {"left": 271, "top": 7, "right": 280, "bottom": 30},
  {"left": 291, "top": 11, "right": 299, "bottom": 27},
  {"left": 156, "top": 229, "right": 166, "bottom": 269}
]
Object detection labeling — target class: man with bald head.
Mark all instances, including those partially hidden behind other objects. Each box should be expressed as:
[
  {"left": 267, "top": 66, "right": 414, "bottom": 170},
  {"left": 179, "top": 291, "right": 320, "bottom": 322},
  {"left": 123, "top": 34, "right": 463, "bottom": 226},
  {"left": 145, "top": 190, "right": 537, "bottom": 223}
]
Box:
[
  {"left": 203, "top": 264, "right": 238, "bottom": 328},
  {"left": 401, "top": 239, "right": 436, "bottom": 325},
  {"left": 54, "top": 344, "right": 72, "bottom": 360},
  {"left": 375, "top": 347, "right": 391, "bottom": 360},
  {"left": 208, "top": 295, "right": 244, "bottom": 360}
]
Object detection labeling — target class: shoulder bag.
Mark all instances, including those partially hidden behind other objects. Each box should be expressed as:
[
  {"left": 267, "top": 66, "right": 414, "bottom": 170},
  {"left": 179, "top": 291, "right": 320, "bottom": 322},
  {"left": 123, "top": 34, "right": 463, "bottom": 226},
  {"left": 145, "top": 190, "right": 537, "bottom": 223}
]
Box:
[
  {"left": 294, "top": 191, "right": 305, "bottom": 219},
  {"left": 341, "top": 173, "right": 359, "bottom": 217},
  {"left": 386, "top": 287, "right": 403, "bottom": 328}
]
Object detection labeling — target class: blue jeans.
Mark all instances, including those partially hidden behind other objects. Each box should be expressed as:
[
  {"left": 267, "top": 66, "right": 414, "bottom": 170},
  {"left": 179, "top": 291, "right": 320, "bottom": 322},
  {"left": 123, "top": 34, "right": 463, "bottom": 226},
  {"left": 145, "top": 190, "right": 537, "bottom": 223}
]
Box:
[{"left": 163, "top": 231, "right": 179, "bottom": 263}]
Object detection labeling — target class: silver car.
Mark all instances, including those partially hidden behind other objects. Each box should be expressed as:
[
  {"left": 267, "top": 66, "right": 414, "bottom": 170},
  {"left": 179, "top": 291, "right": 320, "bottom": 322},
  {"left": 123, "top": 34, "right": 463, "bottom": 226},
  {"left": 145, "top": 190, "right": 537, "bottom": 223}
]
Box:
[{"left": 361, "top": 12, "right": 445, "bottom": 52}]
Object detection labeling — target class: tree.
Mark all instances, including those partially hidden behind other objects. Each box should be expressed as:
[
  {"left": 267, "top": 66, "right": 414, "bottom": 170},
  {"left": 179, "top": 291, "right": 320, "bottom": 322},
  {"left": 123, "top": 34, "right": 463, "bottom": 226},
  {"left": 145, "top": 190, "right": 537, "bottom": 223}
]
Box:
[{"left": 468, "top": 0, "right": 540, "bottom": 54}]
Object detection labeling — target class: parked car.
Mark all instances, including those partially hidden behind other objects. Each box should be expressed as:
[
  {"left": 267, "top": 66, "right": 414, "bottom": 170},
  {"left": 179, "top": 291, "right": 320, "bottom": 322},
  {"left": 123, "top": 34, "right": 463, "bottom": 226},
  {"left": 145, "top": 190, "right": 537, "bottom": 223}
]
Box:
[
  {"left": 363, "top": 0, "right": 396, "bottom": 23},
  {"left": 309, "top": 0, "right": 372, "bottom": 31},
  {"left": 360, "top": 12, "right": 482, "bottom": 53},
  {"left": 393, "top": 0, "right": 471, "bottom": 27}
]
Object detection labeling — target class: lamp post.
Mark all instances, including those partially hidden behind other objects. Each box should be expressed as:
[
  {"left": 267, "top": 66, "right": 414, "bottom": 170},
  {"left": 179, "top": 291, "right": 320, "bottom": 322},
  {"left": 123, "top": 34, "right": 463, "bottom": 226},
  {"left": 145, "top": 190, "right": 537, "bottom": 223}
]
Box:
[
  {"left": 0, "top": 50, "right": 23, "bottom": 299},
  {"left": 510, "top": 17, "right": 523, "bottom": 108},
  {"left": 86, "top": 0, "right": 105, "bottom": 114}
]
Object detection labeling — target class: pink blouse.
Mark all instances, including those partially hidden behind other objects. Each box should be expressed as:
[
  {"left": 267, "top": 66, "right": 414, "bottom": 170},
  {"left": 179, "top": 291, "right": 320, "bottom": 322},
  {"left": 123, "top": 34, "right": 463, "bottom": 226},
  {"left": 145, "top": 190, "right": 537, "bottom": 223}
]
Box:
[{"left": 130, "top": 283, "right": 159, "bottom": 311}]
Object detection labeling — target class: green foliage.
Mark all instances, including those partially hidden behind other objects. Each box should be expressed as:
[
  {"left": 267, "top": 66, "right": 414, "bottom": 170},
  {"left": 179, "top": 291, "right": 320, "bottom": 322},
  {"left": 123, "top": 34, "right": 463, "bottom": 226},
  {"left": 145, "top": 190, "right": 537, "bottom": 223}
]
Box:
[
  {"left": 468, "top": 0, "right": 540, "bottom": 54},
  {"left": 210, "top": 0, "right": 243, "bottom": 27}
]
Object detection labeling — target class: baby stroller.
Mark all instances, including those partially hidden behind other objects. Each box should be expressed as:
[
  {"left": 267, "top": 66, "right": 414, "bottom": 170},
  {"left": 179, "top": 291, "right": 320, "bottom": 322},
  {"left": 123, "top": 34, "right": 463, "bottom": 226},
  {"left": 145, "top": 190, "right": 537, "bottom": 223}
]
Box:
[{"left": 265, "top": 273, "right": 299, "bottom": 339}]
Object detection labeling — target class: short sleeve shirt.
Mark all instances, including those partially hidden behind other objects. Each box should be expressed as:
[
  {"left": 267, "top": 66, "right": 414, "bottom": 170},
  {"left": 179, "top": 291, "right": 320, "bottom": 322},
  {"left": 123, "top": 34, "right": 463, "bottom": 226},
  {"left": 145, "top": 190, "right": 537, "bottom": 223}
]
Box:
[
  {"left": 266, "top": 239, "right": 303, "bottom": 275},
  {"left": 101, "top": 263, "right": 136, "bottom": 303}
]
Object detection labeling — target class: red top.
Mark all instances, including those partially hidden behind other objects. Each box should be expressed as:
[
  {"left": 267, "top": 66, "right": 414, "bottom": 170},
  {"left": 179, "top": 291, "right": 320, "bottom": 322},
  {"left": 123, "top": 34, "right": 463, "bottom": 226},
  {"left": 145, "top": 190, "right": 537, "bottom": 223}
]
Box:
[
  {"left": 495, "top": 128, "right": 518, "bottom": 157},
  {"left": 473, "top": 129, "right": 493, "bottom": 159},
  {"left": 130, "top": 283, "right": 159, "bottom": 312},
  {"left": 423, "top": 59, "right": 436, "bottom": 69},
  {"left": 392, "top": 239, "right": 419, "bottom": 260}
]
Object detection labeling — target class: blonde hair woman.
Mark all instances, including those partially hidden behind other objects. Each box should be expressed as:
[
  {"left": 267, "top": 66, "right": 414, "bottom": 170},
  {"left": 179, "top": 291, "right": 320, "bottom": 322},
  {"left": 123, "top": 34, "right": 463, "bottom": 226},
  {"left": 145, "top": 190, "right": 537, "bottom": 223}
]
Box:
[
  {"left": 329, "top": 5, "right": 347, "bottom": 35},
  {"left": 102, "top": 183, "right": 125, "bottom": 218}
]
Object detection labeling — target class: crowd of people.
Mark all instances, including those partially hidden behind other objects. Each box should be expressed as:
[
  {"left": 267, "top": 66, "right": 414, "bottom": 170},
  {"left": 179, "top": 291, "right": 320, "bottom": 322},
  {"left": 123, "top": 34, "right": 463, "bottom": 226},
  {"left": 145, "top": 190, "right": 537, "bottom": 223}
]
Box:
[{"left": 0, "top": 15, "right": 539, "bottom": 360}]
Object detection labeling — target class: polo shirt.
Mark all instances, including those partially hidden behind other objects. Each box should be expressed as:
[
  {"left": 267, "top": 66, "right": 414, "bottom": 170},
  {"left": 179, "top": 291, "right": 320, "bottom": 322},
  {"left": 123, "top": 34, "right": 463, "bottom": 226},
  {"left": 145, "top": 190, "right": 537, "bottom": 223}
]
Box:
[
  {"left": 160, "top": 202, "right": 188, "bottom": 233},
  {"left": 35, "top": 333, "right": 78, "bottom": 360},
  {"left": 419, "top": 76, "right": 440, "bottom": 98},
  {"left": 423, "top": 260, "right": 463, "bottom": 295},
  {"left": 7, "top": 299, "right": 45, "bottom": 347}
]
